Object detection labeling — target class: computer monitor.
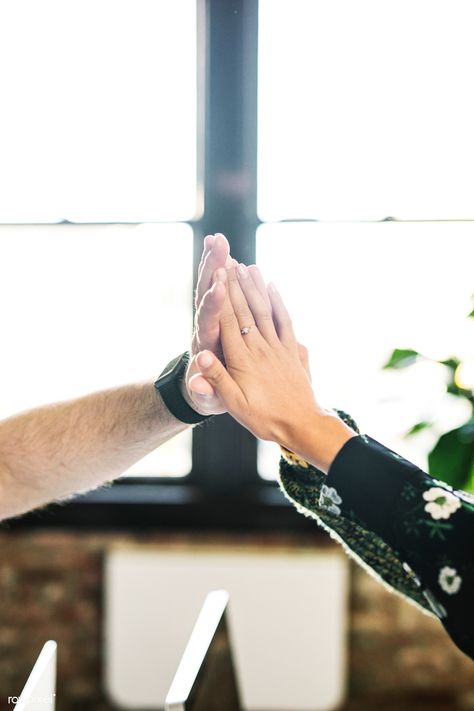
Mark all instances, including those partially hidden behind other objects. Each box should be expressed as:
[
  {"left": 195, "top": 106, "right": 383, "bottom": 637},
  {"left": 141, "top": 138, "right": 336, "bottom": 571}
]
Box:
[
  {"left": 13, "top": 640, "right": 57, "bottom": 711},
  {"left": 164, "top": 590, "right": 242, "bottom": 711}
]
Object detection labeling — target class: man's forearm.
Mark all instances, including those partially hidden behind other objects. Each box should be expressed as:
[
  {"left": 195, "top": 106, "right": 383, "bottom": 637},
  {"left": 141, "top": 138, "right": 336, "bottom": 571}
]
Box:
[{"left": 0, "top": 382, "right": 188, "bottom": 521}]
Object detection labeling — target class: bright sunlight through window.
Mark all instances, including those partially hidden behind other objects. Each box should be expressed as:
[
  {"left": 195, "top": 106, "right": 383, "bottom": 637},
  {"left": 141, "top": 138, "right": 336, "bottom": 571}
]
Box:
[
  {"left": 0, "top": 0, "right": 197, "bottom": 223},
  {"left": 257, "top": 223, "right": 474, "bottom": 479},
  {"left": 258, "top": 0, "right": 474, "bottom": 221},
  {"left": 257, "top": 0, "right": 474, "bottom": 478},
  {"left": 0, "top": 224, "right": 193, "bottom": 477}
]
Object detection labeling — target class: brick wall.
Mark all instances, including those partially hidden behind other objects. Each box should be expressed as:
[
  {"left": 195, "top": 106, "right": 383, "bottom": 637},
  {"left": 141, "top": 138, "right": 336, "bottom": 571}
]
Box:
[{"left": 1, "top": 530, "right": 473, "bottom": 711}]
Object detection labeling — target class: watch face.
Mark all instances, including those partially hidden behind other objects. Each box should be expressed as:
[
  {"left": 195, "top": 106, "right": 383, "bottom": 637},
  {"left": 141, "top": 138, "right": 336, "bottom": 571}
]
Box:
[
  {"left": 154, "top": 351, "right": 208, "bottom": 424},
  {"left": 156, "top": 369, "right": 177, "bottom": 389},
  {"left": 155, "top": 353, "right": 188, "bottom": 389}
]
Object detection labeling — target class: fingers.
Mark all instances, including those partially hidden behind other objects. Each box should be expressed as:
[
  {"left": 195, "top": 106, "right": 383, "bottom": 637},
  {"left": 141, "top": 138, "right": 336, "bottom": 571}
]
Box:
[
  {"left": 225, "top": 263, "right": 257, "bottom": 339},
  {"left": 247, "top": 265, "right": 272, "bottom": 309},
  {"left": 197, "top": 234, "right": 214, "bottom": 276},
  {"left": 297, "top": 342, "right": 312, "bottom": 382},
  {"left": 218, "top": 266, "right": 252, "bottom": 358},
  {"left": 236, "top": 264, "right": 278, "bottom": 344},
  {"left": 267, "top": 282, "right": 297, "bottom": 348},
  {"left": 194, "top": 272, "right": 226, "bottom": 353},
  {"left": 196, "top": 233, "right": 230, "bottom": 309},
  {"left": 195, "top": 350, "right": 246, "bottom": 412},
  {"left": 196, "top": 235, "right": 213, "bottom": 292}
]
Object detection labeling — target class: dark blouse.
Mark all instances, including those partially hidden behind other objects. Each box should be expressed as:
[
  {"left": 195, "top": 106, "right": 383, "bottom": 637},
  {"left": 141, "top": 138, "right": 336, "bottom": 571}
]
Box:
[{"left": 279, "top": 425, "right": 474, "bottom": 661}]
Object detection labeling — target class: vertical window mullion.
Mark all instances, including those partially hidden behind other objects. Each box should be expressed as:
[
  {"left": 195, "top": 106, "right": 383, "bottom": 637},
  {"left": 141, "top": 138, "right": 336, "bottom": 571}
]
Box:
[{"left": 192, "top": 0, "right": 260, "bottom": 493}]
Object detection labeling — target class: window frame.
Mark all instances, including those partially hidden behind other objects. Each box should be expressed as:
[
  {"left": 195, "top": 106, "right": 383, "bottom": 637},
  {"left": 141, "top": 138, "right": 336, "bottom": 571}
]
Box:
[{"left": 6, "top": 0, "right": 319, "bottom": 533}]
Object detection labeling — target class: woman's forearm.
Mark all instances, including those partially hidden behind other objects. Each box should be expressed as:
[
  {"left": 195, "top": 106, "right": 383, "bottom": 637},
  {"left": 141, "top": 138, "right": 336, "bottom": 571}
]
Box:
[{"left": 0, "top": 383, "right": 188, "bottom": 521}]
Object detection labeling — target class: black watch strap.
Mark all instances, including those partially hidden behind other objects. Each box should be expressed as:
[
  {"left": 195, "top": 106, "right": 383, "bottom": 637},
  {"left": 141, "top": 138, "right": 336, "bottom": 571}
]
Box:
[{"left": 154, "top": 352, "right": 213, "bottom": 425}]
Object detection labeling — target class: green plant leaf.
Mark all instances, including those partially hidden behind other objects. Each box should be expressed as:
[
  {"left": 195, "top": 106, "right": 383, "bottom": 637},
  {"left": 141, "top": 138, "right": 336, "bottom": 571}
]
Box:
[
  {"left": 439, "top": 357, "right": 460, "bottom": 371},
  {"left": 446, "top": 381, "right": 473, "bottom": 399},
  {"left": 428, "top": 425, "right": 474, "bottom": 491},
  {"left": 458, "top": 419, "right": 474, "bottom": 443},
  {"left": 469, "top": 309, "right": 474, "bottom": 318},
  {"left": 405, "top": 421, "right": 433, "bottom": 437},
  {"left": 382, "top": 348, "right": 421, "bottom": 370}
]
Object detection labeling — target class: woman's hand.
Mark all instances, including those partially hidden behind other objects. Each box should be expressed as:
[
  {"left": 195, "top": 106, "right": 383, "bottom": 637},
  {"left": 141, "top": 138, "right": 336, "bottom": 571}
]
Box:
[
  {"left": 189, "top": 263, "right": 356, "bottom": 472},
  {"left": 186, "top": 236, "right": 296, "bottom": 416}
]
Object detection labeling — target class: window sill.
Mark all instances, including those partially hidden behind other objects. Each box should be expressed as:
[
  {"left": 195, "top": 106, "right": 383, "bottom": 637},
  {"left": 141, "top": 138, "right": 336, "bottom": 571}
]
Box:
[{"left": 3, "top": 481, "right": 323, "bottom": 534}]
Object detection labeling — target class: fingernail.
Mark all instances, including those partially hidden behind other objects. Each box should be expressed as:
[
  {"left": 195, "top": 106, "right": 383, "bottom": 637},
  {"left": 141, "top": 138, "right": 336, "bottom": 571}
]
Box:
[
  {"left": 215, "top": 268, "right": 227, "bottom": 282},
  {"left": 268, "top": 282, "right": 278, "bottom": 294},
  {"left": 209, "top": 282, "right": 218, "bottom": 295},
  {"left": 237, "top": 263, "right": 248, "bottom": 279},
  {"left": 198, "top": 351, "right": 214, "bottom": 369},
  {"left": 204, "top": 234, "right": 214, "bottom": 249}
]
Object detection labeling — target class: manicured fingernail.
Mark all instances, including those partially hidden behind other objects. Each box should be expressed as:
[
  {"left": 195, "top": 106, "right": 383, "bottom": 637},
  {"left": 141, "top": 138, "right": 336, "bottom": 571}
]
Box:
[
  {"left": 198, "top": 351, "right": 214, "bottom": 368},
  {"left": 268, "top": 282, "right": 278, "bottom": 294},
  {"left": 237, "top": 263, "right": 248, "bottom": 279},
  {"left": 215, "top": 268, "right": 227, "bottom": 282}
]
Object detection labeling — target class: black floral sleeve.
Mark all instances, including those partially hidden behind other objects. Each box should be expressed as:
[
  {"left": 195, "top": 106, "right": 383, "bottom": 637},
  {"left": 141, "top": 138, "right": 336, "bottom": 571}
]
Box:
[
  {"left": 327, "top": 435, "right": 474, "bottom": 659},
  {"left": 279, "top": 431, "right": 474, "bottom": 661}
]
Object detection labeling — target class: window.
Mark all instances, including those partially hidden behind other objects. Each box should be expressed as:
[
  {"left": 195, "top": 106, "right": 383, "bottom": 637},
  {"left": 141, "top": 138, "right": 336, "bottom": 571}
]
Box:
[
  {"left": 0, "top": 0, "right": 197, "bottom": 223},
  {"left": 0, "top": 0, "right": 197, "bottom": 479},
  {"left": 3, "top": 0, "right": 474, "bottom": 529},
  {"left": 0, "top": 224, "right": 193, "bottom": 478},
  {"left": 257, "top": 0, "right": 474, "bottom": 478}
]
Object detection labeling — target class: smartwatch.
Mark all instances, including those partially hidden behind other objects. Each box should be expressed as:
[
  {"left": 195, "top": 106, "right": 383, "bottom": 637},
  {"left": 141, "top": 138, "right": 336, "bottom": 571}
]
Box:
[{"left": 154, "top": 352, "right": 213, "bottom": 425}]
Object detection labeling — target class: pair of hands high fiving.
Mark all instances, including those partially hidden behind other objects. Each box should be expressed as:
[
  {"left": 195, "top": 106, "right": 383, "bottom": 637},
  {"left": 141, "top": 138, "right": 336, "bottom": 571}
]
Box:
[{"left": 186, "top": 233, "right": 355, "bottom": 473}]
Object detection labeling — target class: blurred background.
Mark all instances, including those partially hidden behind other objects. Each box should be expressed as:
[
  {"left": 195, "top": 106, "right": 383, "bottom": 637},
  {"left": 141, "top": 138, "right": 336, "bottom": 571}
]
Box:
[{"left": 0, "top": 1, "right": 473, "bottom": 709}]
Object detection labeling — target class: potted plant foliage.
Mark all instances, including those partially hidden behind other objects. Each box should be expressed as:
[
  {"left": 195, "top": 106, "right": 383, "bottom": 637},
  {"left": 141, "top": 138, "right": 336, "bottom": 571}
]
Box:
[{"left": 383, "top": 302, "right": 474, "bottom": 491}]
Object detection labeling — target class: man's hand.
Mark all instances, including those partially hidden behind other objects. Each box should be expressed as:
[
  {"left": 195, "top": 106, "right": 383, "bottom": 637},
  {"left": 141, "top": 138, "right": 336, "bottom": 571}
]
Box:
[{"left": 184, "top": 233, "right": 230, "bottom": 416}]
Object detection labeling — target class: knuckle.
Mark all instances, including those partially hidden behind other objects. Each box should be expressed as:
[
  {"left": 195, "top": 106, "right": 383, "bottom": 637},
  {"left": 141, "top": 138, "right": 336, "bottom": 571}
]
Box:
[
  {"left": 234, "top": 307, "right": 252, "bottom": 322},
  {"left": 220, "top": 311, "right": 237, "bottom": 329},
  {"left": 210, "top": 366, "right": 223, "bottom": 382},
  {"left": 256, "top": 310, "right": 273, "bottom": 323},
  {"left": 252, "top": 342, "right": 270, "bottom": 360},
  {"left": 200, "top": 293, "right": 214, "bottom": 313}
]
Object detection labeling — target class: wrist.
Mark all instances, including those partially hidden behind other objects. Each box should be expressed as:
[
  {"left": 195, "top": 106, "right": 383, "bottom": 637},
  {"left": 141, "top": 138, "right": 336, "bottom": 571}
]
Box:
[
  {"left": 283, "top": 410, "right": 357, "bottom": 475},
  {"left": 154, "top": 352, "right": 212, "bottom": 425}
]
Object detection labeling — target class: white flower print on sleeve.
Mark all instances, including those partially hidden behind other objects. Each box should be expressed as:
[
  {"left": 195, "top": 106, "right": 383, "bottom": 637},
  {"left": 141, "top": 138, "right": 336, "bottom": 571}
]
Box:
[
  {"left": 438, "top": 566, "right": 462, "bottom": 595},
  {"left": 423, "top": 487, "right": 461, "bottom": 520},
  {"left": 319, "top": 484, "right": 342, "bottom": 516}
]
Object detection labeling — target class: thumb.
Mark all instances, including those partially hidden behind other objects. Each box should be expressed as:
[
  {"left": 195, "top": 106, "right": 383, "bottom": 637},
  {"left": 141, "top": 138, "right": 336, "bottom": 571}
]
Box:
[
  {"left": 188, "top": 373, "right": 215, "bottom": 397},
  {"left": 196, "top": 350, "right": 243, "bottom": 409}
]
